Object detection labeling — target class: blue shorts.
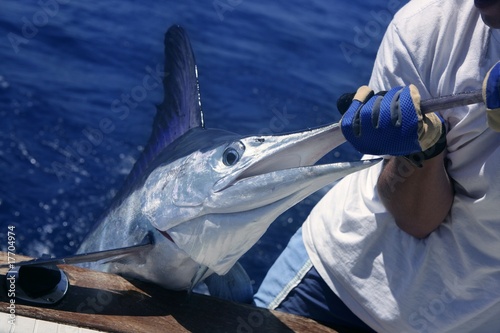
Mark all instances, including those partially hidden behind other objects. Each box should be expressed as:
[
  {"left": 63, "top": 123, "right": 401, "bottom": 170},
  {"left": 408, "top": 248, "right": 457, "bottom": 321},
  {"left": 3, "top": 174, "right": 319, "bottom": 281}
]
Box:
[{"left": 254, "top": 227, "right": 375, "bottom": 332}]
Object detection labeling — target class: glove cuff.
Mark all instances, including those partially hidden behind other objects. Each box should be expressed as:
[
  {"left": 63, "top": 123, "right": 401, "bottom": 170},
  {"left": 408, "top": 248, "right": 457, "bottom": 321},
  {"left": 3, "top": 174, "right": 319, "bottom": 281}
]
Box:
[
  {"left": 418, "top": 112, "right": 444, "bottom": 151},
  {"left": 404, "top": 122, "right": 447, "bottom": 167},
  {"left": 483, "top": 61, "right": 500, "bottom": 131}
]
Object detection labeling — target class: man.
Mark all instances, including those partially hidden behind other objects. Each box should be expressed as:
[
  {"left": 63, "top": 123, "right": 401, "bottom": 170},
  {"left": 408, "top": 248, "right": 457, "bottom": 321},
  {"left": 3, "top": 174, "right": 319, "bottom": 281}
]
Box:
[{"left": 254, "top": 0, "right": 500, "bottom": 332}]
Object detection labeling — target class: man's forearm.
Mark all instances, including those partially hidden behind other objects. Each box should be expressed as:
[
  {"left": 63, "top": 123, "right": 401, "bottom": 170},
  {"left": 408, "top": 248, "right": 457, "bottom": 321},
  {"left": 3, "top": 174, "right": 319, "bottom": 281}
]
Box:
[{"left": 376, "top": 152, "right": 454, "bottom": 238}]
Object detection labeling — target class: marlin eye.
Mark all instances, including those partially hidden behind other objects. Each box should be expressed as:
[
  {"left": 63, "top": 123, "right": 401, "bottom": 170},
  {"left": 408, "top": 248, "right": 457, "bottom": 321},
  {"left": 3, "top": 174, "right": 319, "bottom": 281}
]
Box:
[
  {"left": 222, "top": 142, "right": 245, "bottom": 166},
  {"left": 223, "top": 148, "right": 240, "bottom": 166}
]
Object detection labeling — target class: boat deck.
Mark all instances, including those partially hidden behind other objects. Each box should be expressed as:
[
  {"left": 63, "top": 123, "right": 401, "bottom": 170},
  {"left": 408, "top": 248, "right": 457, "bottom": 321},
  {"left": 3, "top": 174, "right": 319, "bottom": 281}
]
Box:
[{"left": 0, "top": 252, "right": 338, "bottom": 333}]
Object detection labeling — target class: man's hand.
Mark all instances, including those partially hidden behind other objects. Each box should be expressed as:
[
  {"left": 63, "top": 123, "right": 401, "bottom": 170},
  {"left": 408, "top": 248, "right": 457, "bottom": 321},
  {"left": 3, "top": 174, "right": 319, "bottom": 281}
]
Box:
[
  {"left": 340, "top": 85, "right": 444, "bottom": 157},
  {"left": 339, "top": 84, "right": 452, "bottom": 238}
]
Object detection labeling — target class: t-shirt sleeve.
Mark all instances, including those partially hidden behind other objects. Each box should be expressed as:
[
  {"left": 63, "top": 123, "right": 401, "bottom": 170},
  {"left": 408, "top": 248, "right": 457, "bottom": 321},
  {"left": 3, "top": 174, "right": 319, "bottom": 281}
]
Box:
[{"left": 368, "top": 19, "right": 432, "bottom": 100}]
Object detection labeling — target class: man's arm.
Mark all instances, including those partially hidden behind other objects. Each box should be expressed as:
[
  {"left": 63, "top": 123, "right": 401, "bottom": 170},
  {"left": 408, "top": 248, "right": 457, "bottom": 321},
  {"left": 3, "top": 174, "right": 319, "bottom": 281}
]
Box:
[{"left": 377, "top": 152, "right": 454, "bottom": 238}]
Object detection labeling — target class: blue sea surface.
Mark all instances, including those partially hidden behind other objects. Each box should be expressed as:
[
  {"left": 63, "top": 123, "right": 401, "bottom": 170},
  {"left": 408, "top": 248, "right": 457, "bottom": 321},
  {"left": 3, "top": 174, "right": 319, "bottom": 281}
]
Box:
[{"left": 0, "top": 0, "right": 407, "bottom": 290}]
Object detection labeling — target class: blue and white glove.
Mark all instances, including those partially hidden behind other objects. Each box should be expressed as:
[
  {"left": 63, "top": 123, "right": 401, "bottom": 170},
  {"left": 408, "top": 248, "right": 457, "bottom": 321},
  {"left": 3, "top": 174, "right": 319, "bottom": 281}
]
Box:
[
  {"left": 483, "top": 61, "right": 500, "bottom": 131},
  {"left": 340, "top": 85, "right": 445, "bottom": 162}
]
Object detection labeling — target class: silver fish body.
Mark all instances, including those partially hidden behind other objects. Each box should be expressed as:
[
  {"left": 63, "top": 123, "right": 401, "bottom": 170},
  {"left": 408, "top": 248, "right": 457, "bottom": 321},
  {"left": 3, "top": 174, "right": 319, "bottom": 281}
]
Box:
[{"left": 77, "top": 25, "right": 379, "bottom": 291}]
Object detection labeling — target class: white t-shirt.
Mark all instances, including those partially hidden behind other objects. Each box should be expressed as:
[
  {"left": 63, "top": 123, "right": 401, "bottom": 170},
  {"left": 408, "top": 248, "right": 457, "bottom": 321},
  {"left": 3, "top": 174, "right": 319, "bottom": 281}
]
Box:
[{"left": 303, "top": 1, "right": 500, "bottom": 332}]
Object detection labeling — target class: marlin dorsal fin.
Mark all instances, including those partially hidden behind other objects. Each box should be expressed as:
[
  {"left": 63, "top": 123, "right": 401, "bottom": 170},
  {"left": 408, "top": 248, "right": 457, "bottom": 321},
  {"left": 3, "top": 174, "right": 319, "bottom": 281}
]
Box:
[
  {"left": 151, "top": 25, "right": 204, "bottom": 153},
  {"left": 124, "top": 25, "right": 204, "bottom": 188}
]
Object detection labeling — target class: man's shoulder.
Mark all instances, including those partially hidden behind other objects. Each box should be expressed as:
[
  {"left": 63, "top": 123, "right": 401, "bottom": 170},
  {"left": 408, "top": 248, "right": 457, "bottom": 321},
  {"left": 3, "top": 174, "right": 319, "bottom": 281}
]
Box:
[{"left": 392, "top": 0, "right": 476, "bottom": 33}]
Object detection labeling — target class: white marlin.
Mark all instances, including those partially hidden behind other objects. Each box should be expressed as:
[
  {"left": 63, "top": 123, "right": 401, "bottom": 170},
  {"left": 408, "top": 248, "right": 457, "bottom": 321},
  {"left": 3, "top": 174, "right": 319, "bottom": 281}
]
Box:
[{"left": 76, "top": 25, "right": 377, "bottom": 299}]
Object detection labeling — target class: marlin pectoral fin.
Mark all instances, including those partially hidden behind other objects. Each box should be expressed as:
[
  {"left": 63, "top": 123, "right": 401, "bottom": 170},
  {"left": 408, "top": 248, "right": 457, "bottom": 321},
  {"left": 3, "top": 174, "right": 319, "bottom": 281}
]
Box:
[
  {"left": 3, "top": 233, "right": 154, "bottom": 269},
  {"left": 189, "top": 265, "right": 209, "bottom": 293},
  {"left": 204, "top": 262, "right": 253, "bottom": 303}
]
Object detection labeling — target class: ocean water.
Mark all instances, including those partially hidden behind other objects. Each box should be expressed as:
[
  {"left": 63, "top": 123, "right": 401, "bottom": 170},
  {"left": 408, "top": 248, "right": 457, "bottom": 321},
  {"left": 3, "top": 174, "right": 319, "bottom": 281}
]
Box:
[{"left": 0, "top": 0, "right": 407, "bottom": 290}]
